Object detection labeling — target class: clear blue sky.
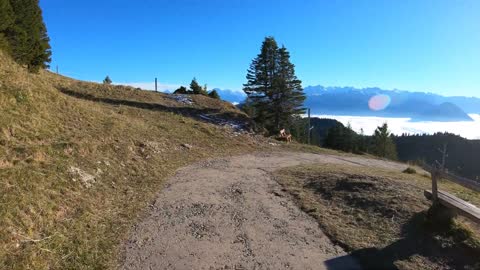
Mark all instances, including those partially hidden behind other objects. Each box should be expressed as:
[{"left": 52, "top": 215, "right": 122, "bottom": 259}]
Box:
[{"left": 40, "top": 0, "right": 480, "bottom": 96}]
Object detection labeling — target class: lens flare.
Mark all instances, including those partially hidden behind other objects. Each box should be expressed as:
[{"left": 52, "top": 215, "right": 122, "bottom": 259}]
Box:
[{"left": 368, "top": 94, "right": 391, "bottom": 111}]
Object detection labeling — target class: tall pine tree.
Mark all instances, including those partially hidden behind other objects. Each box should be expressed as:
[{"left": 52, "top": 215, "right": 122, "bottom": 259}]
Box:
[
  {"left": 243, "top": 37, "right": 305, "bottom": 134},
  {"left": 2, "top": 0, "right": 51, "bottom": 72},
  {"left": 275, "top": 46, "right": 305, "bottom": 128}
]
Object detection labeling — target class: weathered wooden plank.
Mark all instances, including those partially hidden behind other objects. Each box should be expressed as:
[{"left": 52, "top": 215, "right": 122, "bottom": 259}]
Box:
[{"left": 424, "top": 190, "right": 480, "bottom": 223}]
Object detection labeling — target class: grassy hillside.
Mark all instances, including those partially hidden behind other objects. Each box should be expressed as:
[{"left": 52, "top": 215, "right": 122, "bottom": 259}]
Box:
[
  {"left": 0, "top": 51, "right": 272, "bottom": 269},
  {"left": 274, "top": 164, "right": 480, "bottom": 269}
]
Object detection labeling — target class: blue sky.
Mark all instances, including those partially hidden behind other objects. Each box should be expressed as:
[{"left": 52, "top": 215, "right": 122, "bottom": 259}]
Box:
[{"left": 41, "top": 0, "right": 480, "bottom": 97}]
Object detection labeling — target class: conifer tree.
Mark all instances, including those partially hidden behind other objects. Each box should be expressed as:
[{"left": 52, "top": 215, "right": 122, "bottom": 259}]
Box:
[
  {"left": 6, "top": 0, "right": 51, "bottom": 72},
  {"left": 274, "top": 46, "right": 305, "bottom": 126},
  {"left": 324, "top": 123, "right": 363, "bottom": 153},
  {"left": 373, "top": 123, "right": 398, "bottom": 159},
  {"left": 325, "top": 125, "right": 339, "bottom": 149},
  {"left": 190, "top": 78, "right": 208, "bottom": 95},
  {"left": 0, "top": 0, "right": 14, "bottom": 50},
  {"left": 243, "top": 37, "right": 305, "bottom": 134},
  {"left": 0, "top": 0, "right": 13, "bottom": 30},
  {"left": 103, "top": 76, "right": 112, "bottom": 85}
]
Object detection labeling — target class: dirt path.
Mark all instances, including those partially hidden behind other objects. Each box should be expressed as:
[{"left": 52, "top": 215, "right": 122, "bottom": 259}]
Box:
[{"left": 120, "top": 152, "right": 408, "bottom": 270}]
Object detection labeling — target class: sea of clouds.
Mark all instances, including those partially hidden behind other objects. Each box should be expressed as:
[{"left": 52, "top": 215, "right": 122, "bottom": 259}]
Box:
[{"left": 313, "top": 114, "right": 480, "bottom": 140}]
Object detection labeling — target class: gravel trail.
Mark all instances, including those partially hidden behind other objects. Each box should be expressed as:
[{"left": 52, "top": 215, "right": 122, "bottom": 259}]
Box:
[{"left": 121, "top": 152, "right": 407, "bottom": 270}]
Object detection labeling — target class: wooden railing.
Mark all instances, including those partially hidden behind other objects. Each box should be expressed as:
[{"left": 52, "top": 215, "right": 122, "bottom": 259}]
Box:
[{"left": 421, "top": 163, "right": 480, "bottom": 223}]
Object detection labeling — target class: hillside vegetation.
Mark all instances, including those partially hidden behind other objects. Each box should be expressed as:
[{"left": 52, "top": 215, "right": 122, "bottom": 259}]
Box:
[
  {"left": 396, "top": 133, "right": 480, "bottom": 181},
  {"left": 274, "top": 164, "right": 480, "bottom": 269},
  {"left": 0, "top": 50, "right": 272, "bottom": 269}
]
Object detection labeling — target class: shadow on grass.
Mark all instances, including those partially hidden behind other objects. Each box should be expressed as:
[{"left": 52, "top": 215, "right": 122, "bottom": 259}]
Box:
[
  {"left": 59, "top": 88, "right": 250, "bottom": 126},
  {"left": 299, "top": 175, "right": 480, "bottom": 269},
  {"left": 325, "top": 211, "right": 479, "bottom": 270}
]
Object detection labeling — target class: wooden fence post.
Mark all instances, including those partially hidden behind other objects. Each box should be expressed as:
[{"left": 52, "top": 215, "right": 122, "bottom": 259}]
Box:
[
  {"left": 431, "top": 143, "right": 447, "bottom": 204},
  {"left": 432, "top": 170, "right": 438, "bottom": 203}
]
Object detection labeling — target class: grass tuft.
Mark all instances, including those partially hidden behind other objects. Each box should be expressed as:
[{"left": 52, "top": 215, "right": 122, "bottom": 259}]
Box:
[{"left": 403, "top": 167, "right": 417, "bottom": 174}]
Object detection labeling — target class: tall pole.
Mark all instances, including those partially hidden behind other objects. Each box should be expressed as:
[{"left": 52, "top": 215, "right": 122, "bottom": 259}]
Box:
[
  {"left": 307, "top": 108, "right": 311, "bottom": 145},
  {"left": 56, "top": 65, "right": 58, "bottom": 74},
  {"left": 155, "top": 78, "right": 158, "bottom": 92}
]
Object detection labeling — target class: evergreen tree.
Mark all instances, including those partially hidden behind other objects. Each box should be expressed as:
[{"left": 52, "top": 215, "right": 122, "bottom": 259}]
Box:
[
  {"left": 189, "top": 78, "right": 205, "bottom": 95},
  {"left": 0, "top": 0, "right": 13, "bottom": 31},
  {"left": 325, "top": 125, "right": 339, "bottom": 149},
  {"left": 243, "top": 37, "right": 305, "bottom": 134},
  {"left": 274, "top": 46, "right": 305, "bottom": 127},
  {"left": 208, "top": 89, "right": 220, "bottom": 99},
  {"left": 372, "top": 123, "right": 398, "bottom": 159},
  {"left": 0, "top": 0, "right": 14, "bottom": 51},
  {"left": 103, "top": 76, "right": 112, "bottom": 85},
  {"left": 395, "top": 132, "right": 480, "bottom": 180},
  {"left": 323, "top": 122, "right": 365, "bottom": 153},
  {"left": 6, "top": 0, "right": 51, "bottom": 72},
  {"left": 358, "top": 128, "right": 369, "bottom": 153}
]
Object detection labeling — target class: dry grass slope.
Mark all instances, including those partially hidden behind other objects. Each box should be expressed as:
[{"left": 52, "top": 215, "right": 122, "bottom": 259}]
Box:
[
  {"left": 274, "top": 164, "right": 480, "bottom": 270},
  {"left": 0, "top": 51, "right": 272, "bottom": 269}
]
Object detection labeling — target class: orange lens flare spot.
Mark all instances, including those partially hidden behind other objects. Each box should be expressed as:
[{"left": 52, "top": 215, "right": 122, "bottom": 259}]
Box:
[{"left": 368, "top": 94, "right": 391, "bottom": 111}]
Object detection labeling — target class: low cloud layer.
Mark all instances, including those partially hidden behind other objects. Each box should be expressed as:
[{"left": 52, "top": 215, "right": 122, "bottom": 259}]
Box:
[{"left": 314, "top": 114, "right": 480, "bottom": 140}]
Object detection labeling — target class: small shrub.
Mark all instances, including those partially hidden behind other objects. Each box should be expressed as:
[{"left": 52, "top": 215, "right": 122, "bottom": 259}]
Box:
[
  {"left": 14, "top": 91, "right": 28, "bottom": 103},
  {"left": 103, "top": 76, "right": 112, "bottom": 85},
  {"left": 403, "top": 167, "right": 417, "bottom": 174}
]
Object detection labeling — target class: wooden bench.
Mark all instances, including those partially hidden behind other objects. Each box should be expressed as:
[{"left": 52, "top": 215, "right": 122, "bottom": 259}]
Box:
[
  {"left": 422, "top": 162, "right": 480, "bottom": 223},
  {"left": 420, "top": 144, "right": 480, "bottom": 223},
  {"left": 424, "top": 190, "right": 480, "bottom": 223}
]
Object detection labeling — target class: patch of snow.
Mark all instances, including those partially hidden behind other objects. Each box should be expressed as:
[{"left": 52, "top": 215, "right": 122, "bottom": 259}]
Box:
[
  {"left": 171, "top": 94, "right": 193, "bottom": 105},
  {"left": 199, "top": 114, "right": 250, "bottom": 133}
]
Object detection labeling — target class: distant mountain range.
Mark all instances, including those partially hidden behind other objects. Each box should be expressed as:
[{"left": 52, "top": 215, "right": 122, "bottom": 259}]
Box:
[
  {"left": 213, "top": 86, "right": 480, "bottom": 122},
  {"left": 303, "top": 86, "right": 478, "bottom": 121},
  {"left": 211, "top": 88, "right": 246, "bottom": 104}
]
